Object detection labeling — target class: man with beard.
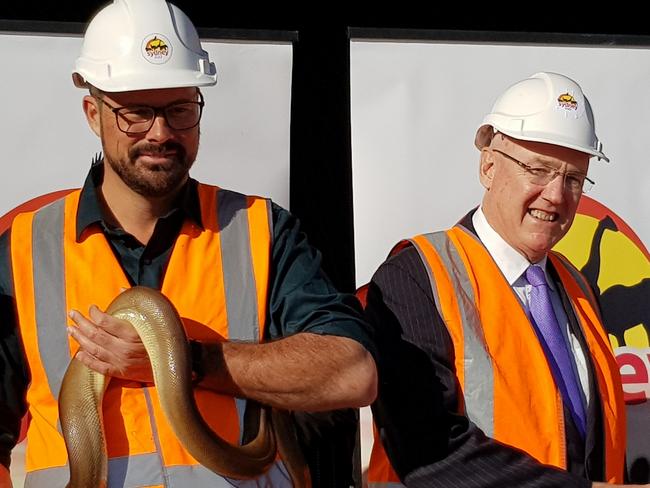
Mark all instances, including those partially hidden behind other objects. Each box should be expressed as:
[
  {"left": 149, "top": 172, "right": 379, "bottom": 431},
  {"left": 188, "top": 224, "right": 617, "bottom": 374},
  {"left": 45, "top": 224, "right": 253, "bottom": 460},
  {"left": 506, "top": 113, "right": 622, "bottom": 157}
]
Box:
[
  {"left": 364, "top": 72, "right": 644, "bottom": 487},
  {"left": 0, "top": 1, "right": 376, "bottom": 487}
]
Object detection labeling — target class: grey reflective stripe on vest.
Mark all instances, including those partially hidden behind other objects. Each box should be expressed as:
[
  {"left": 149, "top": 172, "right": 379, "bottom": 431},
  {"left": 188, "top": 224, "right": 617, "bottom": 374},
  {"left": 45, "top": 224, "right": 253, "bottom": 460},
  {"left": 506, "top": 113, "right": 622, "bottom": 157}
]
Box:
[
  {"left": 24, "top": 465, "right": 69, "bottom": 488},
  {"left": 142, "top": 387, "right": 167, "bottom": 482},
  {"left": 368, "top": 483, "right": 406, "bottom": 488},
  {"left": 216, "top": 190, "right": 291, "bottom": 485},
  {"left": 25, "top": 453, "right": 163, "bottom": 488},
  {"left": 32, "top": 199, "right": 70, "bottom": 400},
  {"left": 217, "top": 189, "right": 267, "bottom": 445},
  {"left": 217, "top": 189, "right": 261, "bottom": 343},
  {"left": 171, "top": 460, "right": 291, "bottom": 487},
  {"left": 24, "top": 438, "right": 291, "bottom": 488},
  {"left": 107, "top": 454, "right": 164, "bottom": 487},
  {"left": 419, "top": 231, "right": 495, "bottom": 437}
]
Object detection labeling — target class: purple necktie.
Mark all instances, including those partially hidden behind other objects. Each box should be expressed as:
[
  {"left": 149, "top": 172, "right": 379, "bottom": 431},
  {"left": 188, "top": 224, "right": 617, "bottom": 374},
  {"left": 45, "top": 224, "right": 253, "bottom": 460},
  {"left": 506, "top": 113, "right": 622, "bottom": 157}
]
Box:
[{"left": 525, "top": 265, "right": 587, "bottom": 437}]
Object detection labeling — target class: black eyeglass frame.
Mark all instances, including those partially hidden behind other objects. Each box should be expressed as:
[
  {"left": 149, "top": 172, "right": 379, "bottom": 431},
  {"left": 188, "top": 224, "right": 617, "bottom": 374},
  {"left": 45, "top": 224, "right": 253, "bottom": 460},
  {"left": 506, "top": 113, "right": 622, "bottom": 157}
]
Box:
[
  {"left": 96, "top": 92, "right": 205, "bottom": 135},
  {"left": 491, "top": 148, "right": 595, "bottom": 194}
]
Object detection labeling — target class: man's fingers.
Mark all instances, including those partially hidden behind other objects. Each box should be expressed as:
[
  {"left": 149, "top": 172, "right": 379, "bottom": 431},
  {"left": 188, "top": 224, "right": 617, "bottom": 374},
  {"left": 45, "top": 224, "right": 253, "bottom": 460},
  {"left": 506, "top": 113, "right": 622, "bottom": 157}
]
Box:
[
  {"left": 88, "top": 304, "right": 107, "bottom": 326},
  {"left": 75, "top": 350, "right": 112, "bottom": 376},
  {"left": 88, "top": 305, "right": 140, "bottom": 340},
  {"left": 67, "top": 308, "right": 153, "bottom": 382},
  {"left": 68, "top": 325, "right": 110, "bottom": 362},
  {"left": 69, "top": 310, "right": 116, "bottom": 347},
  {"left": 75, "top": 342, "right": 154, "bottom": 383}
]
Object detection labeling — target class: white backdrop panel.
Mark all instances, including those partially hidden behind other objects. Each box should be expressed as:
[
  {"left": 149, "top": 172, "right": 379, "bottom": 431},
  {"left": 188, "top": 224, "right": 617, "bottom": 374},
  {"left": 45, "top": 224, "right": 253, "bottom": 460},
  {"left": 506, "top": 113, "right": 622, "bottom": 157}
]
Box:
[
  {"left": 0, "top": 33, "right": 292, "bottom": 214},
  {"left": 351, "top": 39, "right": 650, "bottom": 287}
]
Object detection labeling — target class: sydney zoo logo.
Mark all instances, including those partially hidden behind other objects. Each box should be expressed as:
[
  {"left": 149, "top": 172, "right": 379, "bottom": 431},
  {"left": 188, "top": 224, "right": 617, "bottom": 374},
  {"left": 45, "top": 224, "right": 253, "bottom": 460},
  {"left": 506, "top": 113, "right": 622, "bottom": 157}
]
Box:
[{"left": 554, "top": 195, "right": 650, "bottom": 404}]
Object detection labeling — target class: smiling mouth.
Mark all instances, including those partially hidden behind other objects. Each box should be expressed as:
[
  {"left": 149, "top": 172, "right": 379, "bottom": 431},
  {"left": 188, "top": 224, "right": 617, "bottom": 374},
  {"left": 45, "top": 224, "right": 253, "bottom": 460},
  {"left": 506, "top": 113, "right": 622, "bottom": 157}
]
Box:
[
  {"left": 137, "top": 152, "right": 178, "bottom": 164},
  {"left": 529, "top": 209, "right": 558, "bottom": 222},
  {"left": 139, "top": 151, "right": 177, "bottom": 158}
]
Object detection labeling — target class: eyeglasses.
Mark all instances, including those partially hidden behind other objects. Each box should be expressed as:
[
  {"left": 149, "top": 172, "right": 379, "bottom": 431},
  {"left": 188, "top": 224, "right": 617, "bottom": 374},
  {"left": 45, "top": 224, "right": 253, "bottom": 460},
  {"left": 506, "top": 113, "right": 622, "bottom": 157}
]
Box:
[
  {"left": 97, "top": 92, "right": 204, "bottom": 135},
  {"left": 492, "top": 148, "right": 594, "bottom": 194}
]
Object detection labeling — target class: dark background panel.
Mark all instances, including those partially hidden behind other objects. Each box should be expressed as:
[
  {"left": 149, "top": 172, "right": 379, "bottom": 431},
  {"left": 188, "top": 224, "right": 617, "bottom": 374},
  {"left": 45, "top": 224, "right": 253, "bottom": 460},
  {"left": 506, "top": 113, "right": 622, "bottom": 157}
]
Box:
[{"left": 1, "top": 1, "right": 648, "bottom": 292}]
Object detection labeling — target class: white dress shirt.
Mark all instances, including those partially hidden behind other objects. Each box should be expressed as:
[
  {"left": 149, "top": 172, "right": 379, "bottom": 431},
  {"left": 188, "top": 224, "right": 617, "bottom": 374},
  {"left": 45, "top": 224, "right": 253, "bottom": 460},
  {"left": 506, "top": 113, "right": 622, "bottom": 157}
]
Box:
[{"left": 472, "top": 207, "right": 590, "bottom": 405}]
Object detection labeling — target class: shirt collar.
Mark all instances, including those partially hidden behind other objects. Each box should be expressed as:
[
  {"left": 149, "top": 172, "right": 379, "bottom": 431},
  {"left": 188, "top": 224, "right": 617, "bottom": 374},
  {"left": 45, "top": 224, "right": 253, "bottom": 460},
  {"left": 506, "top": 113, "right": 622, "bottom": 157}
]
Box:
[
  {"left": 76, "top": 160, "right": 203, "bottom": 240},
  {"left": 472, "top": 206, "right": 553, "bottom": 288}
]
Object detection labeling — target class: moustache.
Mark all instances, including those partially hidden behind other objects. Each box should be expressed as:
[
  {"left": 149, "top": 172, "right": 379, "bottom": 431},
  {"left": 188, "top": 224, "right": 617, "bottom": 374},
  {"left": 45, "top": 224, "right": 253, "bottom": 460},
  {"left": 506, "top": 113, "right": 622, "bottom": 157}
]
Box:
[{"left": 130, "top": 142, "right": 187, "bottom": 160}]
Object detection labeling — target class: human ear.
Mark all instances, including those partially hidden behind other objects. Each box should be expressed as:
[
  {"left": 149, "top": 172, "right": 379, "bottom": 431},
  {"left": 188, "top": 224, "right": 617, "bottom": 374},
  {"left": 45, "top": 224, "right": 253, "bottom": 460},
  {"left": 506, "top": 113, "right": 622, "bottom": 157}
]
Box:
[
  {"left": 82, "top": 95, "right": 102, "bottom": 137},
  {"left": 478, "top": 148, "right": 496, "bottom": 190}
]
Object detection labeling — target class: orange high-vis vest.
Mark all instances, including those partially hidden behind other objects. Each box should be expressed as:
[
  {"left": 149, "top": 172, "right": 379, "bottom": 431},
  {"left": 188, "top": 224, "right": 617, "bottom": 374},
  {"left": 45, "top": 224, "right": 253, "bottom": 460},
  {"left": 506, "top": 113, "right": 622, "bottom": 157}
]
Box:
[
  {"left": 11, "top": 184, "right": 292, "bottom": 487},
  {"left": 367, "top": 226, "right": 626, "bottom": 486}
]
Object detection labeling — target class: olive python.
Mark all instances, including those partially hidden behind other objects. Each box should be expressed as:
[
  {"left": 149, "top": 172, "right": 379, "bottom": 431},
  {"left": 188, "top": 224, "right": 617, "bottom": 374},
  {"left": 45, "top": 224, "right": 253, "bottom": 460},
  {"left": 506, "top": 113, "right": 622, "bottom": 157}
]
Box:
[{"left": 58, "top": 286, "right": 311, "bottom": 487}]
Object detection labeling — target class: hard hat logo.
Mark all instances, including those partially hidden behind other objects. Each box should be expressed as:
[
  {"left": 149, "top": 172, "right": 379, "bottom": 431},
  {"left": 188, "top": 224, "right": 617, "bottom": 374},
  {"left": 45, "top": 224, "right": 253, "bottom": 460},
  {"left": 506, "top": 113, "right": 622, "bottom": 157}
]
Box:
[
  {"left": 142, "top": 34, "right": 172, "bottom": 64},
  {"left": 557, "top": 93, "right": 578, "bottom": 111}
]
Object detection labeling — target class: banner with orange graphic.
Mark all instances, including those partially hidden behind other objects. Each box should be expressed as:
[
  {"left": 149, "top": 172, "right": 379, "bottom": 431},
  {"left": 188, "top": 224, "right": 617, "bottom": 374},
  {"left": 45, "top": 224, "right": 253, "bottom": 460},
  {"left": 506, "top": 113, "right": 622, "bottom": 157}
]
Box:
[{"left": 555, "top": 196, "right": 650, "bottom": 479}]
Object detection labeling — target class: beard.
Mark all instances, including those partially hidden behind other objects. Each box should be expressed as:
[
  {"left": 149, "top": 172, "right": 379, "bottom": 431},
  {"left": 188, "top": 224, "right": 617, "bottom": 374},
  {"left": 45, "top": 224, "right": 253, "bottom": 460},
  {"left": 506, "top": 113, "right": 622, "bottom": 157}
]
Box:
[{"left": 104, "top": 140, "right": 195, "bottom": 198}]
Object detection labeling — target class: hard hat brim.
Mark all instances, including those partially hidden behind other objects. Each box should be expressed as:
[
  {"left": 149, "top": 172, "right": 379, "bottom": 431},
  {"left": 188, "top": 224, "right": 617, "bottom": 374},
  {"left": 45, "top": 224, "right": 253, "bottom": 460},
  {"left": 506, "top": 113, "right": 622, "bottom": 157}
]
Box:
[
  {"left": 72, "top": 70, "right": 218, "bottom": 93},
  {"left": 474, "top": 124, "right": 610, "bottom": 163}
]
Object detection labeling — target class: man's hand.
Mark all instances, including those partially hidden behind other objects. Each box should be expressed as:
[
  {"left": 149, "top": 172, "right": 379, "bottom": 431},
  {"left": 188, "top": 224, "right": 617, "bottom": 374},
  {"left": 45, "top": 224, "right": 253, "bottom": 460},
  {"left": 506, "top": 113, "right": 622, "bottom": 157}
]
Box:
[{"left": 68, "top": 305, "right": 153, "bottom": 383}]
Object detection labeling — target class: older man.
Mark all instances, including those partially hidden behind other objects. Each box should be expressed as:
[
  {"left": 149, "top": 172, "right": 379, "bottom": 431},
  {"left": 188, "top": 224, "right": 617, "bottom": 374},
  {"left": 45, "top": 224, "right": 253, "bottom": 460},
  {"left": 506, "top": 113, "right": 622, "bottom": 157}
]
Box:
[
  {"left": 365, "top": 72, "right": 641, "bottom": 487},
  {"left": 0, "top": 1, "right": 376, "bottom": 486}
]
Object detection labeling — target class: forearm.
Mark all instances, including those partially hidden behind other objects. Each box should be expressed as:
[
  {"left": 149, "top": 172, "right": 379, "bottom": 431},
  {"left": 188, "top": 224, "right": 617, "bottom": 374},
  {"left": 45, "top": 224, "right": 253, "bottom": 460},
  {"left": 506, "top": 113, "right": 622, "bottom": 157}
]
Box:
[{"left": 197, "top": 333, "right": 377, "bottom": 411}]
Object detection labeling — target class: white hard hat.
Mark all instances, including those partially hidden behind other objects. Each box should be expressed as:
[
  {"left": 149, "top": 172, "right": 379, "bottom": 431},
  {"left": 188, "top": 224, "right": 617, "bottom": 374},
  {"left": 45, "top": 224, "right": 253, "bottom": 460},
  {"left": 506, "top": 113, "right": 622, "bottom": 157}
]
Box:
[
  {"left": 72, "top": 0, "right": 217, "bottom": 92},
  {"left": 475, "top": 72, "right": 608, "bottom": 162}
]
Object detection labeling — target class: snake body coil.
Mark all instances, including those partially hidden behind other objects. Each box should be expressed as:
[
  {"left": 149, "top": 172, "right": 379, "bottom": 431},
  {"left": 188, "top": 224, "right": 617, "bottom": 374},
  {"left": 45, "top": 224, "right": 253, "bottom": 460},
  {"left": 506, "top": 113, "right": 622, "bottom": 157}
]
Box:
[{"left": 58, "top": 286, "right": 310, "bottom": 487}]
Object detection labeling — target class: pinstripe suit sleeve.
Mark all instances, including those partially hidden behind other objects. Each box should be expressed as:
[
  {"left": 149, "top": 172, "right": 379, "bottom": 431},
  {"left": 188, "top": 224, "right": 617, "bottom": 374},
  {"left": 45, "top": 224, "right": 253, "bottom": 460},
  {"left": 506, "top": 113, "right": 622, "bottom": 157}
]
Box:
[{"left": 366, "top": 246, "right": 591, "bottom": 487}]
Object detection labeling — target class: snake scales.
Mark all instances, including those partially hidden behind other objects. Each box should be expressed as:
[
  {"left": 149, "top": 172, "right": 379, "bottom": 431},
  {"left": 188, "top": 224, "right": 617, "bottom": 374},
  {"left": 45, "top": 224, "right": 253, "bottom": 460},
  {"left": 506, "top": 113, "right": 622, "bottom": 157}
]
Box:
[{"left": 58, "top": 286, "right": 311, "bottom": 487}]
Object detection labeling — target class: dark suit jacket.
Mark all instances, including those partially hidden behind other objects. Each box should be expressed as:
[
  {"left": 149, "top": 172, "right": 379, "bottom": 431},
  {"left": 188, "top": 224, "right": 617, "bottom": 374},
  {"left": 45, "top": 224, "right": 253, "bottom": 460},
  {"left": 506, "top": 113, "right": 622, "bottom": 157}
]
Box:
[{"left": 365, "top": 211, "right": 608, "bottom": 487}]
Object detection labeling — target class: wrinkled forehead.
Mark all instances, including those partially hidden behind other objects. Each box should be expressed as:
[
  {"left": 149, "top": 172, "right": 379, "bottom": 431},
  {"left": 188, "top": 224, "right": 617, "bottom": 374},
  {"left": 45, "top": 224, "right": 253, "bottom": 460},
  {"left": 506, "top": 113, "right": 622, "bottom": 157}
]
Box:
[{"left": 491, "top": 133, "right": 591, "bottom": 172}]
